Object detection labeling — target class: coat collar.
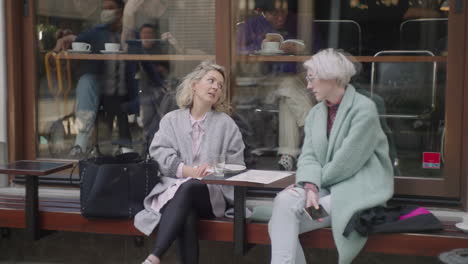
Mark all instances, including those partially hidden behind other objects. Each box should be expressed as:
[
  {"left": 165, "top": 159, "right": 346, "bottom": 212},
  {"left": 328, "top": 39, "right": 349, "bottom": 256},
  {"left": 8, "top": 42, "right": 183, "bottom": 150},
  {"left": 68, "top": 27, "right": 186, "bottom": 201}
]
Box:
[
  {"left": 326, "top": 85, "right": 356, "bottom": 161},
  {"left": 180, "top": 108, "right": 214, "bottom": 134}
]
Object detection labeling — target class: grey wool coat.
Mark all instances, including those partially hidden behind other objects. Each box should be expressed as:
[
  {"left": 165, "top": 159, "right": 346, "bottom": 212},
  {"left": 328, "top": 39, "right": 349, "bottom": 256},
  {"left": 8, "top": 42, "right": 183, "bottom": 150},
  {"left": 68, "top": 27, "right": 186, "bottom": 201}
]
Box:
[
  {"left": 134, "top": 108, "right": 245, "bottom": 236},
  {"left": 296, "top": 85, "right": 394, "bottom": 264}
]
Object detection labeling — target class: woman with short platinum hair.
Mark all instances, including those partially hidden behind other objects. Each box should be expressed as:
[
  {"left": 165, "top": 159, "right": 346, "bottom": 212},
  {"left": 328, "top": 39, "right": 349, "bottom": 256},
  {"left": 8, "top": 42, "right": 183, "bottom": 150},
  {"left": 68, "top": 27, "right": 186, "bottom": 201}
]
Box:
[{"left": 268, "top": 49, "right": 394, "bottom": 264}]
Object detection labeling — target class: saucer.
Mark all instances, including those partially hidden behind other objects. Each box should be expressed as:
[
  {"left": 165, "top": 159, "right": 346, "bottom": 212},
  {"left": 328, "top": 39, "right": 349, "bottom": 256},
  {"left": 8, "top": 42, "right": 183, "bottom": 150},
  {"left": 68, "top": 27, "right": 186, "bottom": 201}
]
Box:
[
  {"left": 255, "top": 49, "right": 285, "bottom": 55},
  {"left": 224, "top": 164, "right": 246, "bottom": 172},
  {"left": 67, "top": 49, "right": 91, "bottom": 54},
  {"left": 282, "top": 39, "right": 305, "bottom": 45},
  {"left": 455, "top": 222, "right": 468, "bottom": 233},
  {"left": 100, "top": 50, "right": 125, "bottom": 54}
]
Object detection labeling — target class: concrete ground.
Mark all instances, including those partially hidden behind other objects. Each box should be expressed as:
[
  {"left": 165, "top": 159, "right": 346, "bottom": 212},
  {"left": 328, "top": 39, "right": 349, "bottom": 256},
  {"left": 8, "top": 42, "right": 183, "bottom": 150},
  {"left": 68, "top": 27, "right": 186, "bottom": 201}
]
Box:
[{"left": 0, "top": 229, "right": 440, "bottom": 264}]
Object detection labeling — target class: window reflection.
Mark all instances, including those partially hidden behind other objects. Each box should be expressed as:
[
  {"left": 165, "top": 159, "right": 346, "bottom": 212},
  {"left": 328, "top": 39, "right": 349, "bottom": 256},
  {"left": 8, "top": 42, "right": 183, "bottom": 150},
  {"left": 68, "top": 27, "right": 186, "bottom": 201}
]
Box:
[
  {"left": 234, "top": 0, "right": 447, "bottom": 177},
  {"left": 35, "top": 0, "right": 449, "bottom": 178},
  {"left": 315, "top": 0, "right": 447, "bottom": 55},
  {"left": 36, "top": 0, "right": 215, "bottom": 159}
]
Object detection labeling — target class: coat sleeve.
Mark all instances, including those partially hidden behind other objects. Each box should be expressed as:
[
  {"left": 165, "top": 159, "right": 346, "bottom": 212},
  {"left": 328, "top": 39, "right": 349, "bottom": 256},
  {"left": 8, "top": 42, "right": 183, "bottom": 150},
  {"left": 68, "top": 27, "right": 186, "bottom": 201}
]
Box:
[
  {"left": 225, "top": 119, "right": 246, "bottom": 166},
  {"left": 149, "top": 114, "right": 182, "bottom": 178},
  {"left": 296, "top": 110, "right": 323, "bottom": 187},
  {"left": 321, "top": 104, "right": 381, "bottom": 187}
]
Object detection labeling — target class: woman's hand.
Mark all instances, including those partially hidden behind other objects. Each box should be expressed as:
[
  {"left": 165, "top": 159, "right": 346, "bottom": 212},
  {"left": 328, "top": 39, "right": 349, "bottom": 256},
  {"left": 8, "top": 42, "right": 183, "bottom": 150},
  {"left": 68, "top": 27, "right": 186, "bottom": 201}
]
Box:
[
  {"left": 161, "top": 32, "right": 177, "bottom": 46},
  {"left": 123, "top": 0, "right": 145, "bottom": 16},
  {"left": 305, "top": 188, "right": 319, "bottom": 209},
  {"left": 53, "top": 34, "right": 77, "bottom": 52},
  {"left": 183, "top": 164, "right": 211, "bottom": 178},
  {"left": 305, "top": 186, "right": 324, "bottom": 222},
  {"left": 161, "top": 32, "right": 184, "bottom": 53}
]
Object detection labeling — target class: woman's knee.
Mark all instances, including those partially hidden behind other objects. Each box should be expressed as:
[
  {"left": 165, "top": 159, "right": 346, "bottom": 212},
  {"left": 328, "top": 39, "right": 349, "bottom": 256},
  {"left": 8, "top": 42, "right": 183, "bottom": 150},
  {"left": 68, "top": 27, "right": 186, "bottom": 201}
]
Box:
[
  {"left": 269, "top": 188, "right": 304, "bottom": 234},
  {"left": 177, "top": 179, "right": 207, "bottom": 197},
  {"left": 273, "top": 188, "right": 305, "bottom": 211}
]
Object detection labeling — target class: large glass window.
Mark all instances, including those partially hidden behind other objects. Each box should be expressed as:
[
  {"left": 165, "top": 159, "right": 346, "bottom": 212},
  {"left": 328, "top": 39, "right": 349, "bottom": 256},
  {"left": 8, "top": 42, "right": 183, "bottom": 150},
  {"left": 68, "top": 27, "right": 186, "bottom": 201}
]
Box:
[
  {"left": 36, "top": 0, "right": 215, "bottom": 159},
  {"left": 21, "top": 0, "right": 465, "bottom": 197},
  {"left": 233, "top": 0, "right": 449, "bottom": 180}
]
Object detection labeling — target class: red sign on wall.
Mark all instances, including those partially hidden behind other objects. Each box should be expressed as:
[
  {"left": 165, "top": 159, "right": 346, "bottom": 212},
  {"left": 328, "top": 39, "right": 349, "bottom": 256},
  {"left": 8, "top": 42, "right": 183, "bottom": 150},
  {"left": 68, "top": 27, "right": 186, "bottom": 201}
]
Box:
[{"left": 423, "top": 152, "right": 441, "bottom": 169}]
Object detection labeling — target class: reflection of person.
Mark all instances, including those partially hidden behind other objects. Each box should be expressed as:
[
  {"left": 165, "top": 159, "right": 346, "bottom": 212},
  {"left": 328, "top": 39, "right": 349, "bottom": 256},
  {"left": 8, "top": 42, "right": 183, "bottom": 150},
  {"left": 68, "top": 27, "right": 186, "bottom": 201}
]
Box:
[
  {"left": 276, "top": 74, "right": 316, "bottom": 170},
  {"left": 54, "top": 0, "right": 136, "bottom": 156},
  {"left": 133, "top": 24, "right": 179, "bottom": 142},
  {"left": 134, "top": 61, "right": 245, "bottom": 264},
  {"left": 237, "top": 0, "right": 321, "bottom": 56},
  {"left": 268, "top": 49, "right": 394, "bottom": 264},
  {"left": 237, "top": 0, "right": 320, "bottom": 170},
  {"left": 72, "top": 0, "right": 103, "bottom": 26},
  {"left": 121, "top": 0, "right": 169, "bottom": 50}
]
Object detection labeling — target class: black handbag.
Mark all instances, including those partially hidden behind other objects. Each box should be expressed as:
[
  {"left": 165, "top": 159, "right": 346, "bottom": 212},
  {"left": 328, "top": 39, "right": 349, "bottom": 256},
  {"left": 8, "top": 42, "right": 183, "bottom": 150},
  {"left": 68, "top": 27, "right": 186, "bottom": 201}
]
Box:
[
  {"left": 343, "top": 205, "right": 443, "bottom": 237},
  {"left": 78, "top": 152, "right": 159, "bottom": 219}
]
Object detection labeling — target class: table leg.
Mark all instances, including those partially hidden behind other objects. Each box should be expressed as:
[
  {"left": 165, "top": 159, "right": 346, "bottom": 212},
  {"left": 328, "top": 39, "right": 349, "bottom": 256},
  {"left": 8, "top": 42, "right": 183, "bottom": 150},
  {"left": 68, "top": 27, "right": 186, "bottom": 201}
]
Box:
[
  {"left": 234, "top": 186, "right": 247, "bottom": 256},
  {"left": 25, "top": 175, "right": 40, "bottom": 240}
]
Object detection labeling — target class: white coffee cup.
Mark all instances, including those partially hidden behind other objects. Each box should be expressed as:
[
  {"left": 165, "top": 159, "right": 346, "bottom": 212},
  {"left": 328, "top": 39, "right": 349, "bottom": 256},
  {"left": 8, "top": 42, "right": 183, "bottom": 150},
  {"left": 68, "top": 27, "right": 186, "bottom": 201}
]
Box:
[
  {"left": 104, "top": 43, "right": 121, "bottom": 52},
  {"left": 71, "top": 42, "right": 91, "bottom": 51},
  {"left": 462, "top": 214, "right": 468, "bottom": 224},
  {"left": 262, "top": 41, "right": 280, "bottom": 51}
]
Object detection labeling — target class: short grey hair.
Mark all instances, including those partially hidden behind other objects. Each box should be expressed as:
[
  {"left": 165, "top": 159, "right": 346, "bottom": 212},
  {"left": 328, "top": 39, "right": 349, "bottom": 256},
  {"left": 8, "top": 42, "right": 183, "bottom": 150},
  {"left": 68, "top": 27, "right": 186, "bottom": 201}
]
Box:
[
  {"left": 176, "top": 60, "right": 227, "bottom": 112},
  {"left": 303, "top": 48, "right": 357, "bottom": 87}
]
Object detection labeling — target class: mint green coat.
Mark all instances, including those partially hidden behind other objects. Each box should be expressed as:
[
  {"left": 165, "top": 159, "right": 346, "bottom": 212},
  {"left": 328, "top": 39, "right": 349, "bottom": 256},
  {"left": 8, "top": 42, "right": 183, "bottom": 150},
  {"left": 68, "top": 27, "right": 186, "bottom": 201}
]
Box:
[{"left": 296, "top": 85, "right": 394, "bottom": 264}]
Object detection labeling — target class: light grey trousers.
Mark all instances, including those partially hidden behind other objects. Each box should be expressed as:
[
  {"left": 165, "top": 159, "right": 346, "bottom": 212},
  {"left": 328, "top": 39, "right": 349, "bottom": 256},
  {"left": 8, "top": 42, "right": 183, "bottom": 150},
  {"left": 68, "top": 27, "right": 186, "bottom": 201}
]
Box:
[
  {"left": 268, "top": 187, "right": 331, "bottom": 264},
  {"left": 277, "top": 76, "right": 314, "bottom": 158}
]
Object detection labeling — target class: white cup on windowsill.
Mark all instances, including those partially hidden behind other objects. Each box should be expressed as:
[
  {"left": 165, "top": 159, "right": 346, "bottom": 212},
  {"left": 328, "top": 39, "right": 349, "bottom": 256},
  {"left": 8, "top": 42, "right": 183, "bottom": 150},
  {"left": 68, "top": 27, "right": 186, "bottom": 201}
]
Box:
[
  {"left": 455, "top": 214, "right": 468, "bottom": 232},
  {"left": 261, "top": 41, "right": 280, "bottom": 52},
  {"left": 104, "top": 43, "right": 121, "bottom": 52},
  {"left": 71, "top": 42, "right": 91, "bottom": 52}
]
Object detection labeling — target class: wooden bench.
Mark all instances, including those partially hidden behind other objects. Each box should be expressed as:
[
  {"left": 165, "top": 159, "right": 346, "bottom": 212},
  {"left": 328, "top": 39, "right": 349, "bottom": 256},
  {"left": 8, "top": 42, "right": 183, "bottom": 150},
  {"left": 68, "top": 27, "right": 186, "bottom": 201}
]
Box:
[{"left": 1, "top": 193, "right": 468, "bottom": 258}]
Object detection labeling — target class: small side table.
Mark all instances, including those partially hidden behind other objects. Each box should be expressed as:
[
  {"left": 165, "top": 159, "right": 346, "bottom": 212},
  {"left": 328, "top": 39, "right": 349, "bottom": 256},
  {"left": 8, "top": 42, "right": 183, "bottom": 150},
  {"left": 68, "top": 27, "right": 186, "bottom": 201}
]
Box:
[
  {"left": 0, "top": 160, "right": 73, "bottom": 240},
  {"left": 203, "top": 172, "right": 294, "bottom": 256}
]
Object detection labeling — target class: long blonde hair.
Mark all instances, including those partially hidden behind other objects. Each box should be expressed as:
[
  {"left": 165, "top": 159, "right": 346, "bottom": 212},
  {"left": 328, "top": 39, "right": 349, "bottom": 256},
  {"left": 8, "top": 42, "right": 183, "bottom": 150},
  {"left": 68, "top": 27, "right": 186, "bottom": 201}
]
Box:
[{"left": 176, "top": 60, "right": 228, "bottom": 112}]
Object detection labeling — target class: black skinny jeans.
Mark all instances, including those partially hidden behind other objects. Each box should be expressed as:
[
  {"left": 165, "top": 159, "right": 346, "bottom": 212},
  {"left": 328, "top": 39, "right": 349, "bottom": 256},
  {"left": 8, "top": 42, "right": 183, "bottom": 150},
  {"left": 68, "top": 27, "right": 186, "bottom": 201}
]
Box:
[{"left": 152, "top": 179, "right": 216, "bottom": 264}]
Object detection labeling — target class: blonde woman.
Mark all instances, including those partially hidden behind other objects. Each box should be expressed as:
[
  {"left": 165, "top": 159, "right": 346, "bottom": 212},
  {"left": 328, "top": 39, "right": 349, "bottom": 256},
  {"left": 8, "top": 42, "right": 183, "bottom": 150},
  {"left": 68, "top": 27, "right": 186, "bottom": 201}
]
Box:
[
  {"left": 268, "top": 49, "right": 394, "bottom": 264},
  {"left": 134, "top": 61, "right": 245, "bottom": 264}
]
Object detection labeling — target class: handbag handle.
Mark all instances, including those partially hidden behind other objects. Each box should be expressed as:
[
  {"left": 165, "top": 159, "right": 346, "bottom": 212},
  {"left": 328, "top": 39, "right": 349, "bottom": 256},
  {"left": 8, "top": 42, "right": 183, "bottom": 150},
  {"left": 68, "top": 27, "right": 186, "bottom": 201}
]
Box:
[
  {"left": 69, "top": 162, "right": 80, "bottom": 185},
  {"left": 70, "top": 137, "right": 155, "bottom": 186}
]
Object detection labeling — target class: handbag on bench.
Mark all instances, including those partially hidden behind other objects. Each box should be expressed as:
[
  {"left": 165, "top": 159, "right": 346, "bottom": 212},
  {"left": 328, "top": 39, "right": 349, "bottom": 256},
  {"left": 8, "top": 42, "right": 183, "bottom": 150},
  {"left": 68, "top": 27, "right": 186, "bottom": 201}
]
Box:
[{"left": 78, "top": 152, "right": 159, "bottom": 219}]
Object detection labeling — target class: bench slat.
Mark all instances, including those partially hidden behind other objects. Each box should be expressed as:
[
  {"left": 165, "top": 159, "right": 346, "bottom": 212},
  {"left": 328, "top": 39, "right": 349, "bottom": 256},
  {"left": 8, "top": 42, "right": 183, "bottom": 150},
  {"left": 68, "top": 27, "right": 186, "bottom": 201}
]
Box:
[
  {"left": 1, "top": 194, "right": 468, "bottom": 257},
  {"left": 0, "top": 194, "right": 80, "bottom": 204},
  {"left": 0, "top": 200, "right": 81, "bottom": 210}
]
